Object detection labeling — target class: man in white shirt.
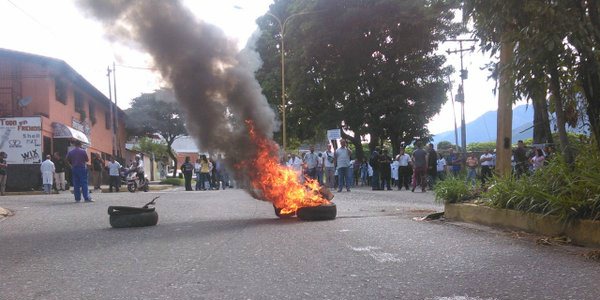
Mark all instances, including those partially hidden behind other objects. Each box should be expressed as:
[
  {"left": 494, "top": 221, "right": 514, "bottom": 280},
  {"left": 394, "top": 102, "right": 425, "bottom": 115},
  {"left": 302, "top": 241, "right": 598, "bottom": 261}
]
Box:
[
  {"left": 287, "top": 153, "right": 303, "bottom": 181},
  {"left": 334, "top": 140, "right": 352, "bottom": 192},
  {"left": 323, "top": 145, "right": 335, "bottom": 188},
  {"left": 480, "top": 149, "right": 494, "bottom": 185},
  {"left": 436, "top": 155, "right": 447, "bottom": 181},
  {"left": 303, "top": 145, "right": 319, "bottom": 180},
  {"left": 397, "top": 148, "right": 412, "bottom": 190},
  {"left": 107, "top": 157, "right": 122, "bottom": 192}
]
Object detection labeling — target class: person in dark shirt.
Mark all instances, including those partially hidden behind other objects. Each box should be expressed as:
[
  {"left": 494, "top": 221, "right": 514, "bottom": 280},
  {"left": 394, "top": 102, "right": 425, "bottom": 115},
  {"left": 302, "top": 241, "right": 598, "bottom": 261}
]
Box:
[
  {"left": 180, "top": 156, "right": 194, "bottom": 191},
  {"left": 66, "top": 140, "right": 92, "bottom": 202},
  {"left": 52, "top": 152, "right": 67, "bottom": 191},
  {"left": 427, "top": 143, "right": 438, "bottom": 187},
  {"left": 514, "top": 140, "right": 529, "bottom": 178},
  {"left": 370, "top": 149, "right": 380, "bottom": 190},
  {"left": 91, "top": 153, "right": 104, "bottom": 190},
  {"left": 379, "top": 149, "right": 392, "bottom": 190},
  {"left": 412, "top": 142, "right": 428, "bottom": 192}
]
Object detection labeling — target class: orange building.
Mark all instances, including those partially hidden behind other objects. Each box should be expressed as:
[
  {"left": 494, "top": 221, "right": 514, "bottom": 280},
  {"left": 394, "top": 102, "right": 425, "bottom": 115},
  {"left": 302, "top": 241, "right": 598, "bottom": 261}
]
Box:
[{"left": 0, "top": 48, "right": 126, "bottom": 190}]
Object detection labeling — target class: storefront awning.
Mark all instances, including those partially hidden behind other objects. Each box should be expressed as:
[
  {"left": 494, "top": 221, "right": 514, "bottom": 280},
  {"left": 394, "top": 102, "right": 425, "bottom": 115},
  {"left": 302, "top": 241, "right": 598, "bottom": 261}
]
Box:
[{"left": 52, "top": 122, "right": 90, "bottom": 144}]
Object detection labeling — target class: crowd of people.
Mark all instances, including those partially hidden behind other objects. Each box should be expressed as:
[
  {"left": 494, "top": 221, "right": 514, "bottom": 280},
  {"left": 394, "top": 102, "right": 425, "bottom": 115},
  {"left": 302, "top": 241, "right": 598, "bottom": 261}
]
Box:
[
  {"left": 281, "top": 139, "right": 555, "bottom": 193},
  {"left": 180, "top": 154, "right": 230, "bottom": 192},
  {"left": 0, "top": 138, "right": 555, "bottom": 197}
]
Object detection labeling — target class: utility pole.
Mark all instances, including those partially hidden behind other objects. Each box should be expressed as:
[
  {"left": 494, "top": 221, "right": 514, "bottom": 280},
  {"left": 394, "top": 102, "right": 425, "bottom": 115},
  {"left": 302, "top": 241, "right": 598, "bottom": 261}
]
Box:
[
  {"left": 112, "top": 62, "right": 120, "bottom": 158},
  {"left": 496, "top": 32, "right": 515, "bottom": 177},
  {"left": 446, "top": 39, "right": 476, "bottom": 155},
  {"left": 107, "top": 66, "right": 116, "bottom": 157}
]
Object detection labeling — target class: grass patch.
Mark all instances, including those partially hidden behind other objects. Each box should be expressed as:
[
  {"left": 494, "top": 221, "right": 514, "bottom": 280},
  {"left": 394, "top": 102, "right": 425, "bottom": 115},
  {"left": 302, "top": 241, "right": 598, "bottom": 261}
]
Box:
[{"left": 161, "top": 178, "right": 184, "bottom": 186}]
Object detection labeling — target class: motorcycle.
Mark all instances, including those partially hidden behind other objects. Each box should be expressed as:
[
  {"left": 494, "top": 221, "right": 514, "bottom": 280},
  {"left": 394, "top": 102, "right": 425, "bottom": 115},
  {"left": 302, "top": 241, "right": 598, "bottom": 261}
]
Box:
[{"left": 126, "top": 168, "right": 149, "bottom": 193}]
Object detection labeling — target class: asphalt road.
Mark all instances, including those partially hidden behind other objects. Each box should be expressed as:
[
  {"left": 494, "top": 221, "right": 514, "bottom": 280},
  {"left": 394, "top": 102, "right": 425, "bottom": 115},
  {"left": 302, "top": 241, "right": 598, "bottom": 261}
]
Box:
[{"left": 0, "top": 186, "right": 599, "bottom": 300}]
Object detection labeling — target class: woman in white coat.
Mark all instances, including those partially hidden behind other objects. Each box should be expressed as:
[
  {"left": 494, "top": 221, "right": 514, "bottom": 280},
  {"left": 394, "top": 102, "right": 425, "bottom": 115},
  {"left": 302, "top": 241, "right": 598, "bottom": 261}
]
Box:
[{"left": 40, "top": 154, "right": 55, "bottom": 194}]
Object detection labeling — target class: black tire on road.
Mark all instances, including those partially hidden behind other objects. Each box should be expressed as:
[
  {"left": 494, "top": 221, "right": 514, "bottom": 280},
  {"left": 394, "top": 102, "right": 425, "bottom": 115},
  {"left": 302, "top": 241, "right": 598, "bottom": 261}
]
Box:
[
  {"left": 127, "top": 182, "right": 137, "bottom": 193},
  {"left": 108, "top": 206, "right": 158, "bottom": 228},
  {"left": 297, "top": 203, "right": 337, "bottom": 221}
]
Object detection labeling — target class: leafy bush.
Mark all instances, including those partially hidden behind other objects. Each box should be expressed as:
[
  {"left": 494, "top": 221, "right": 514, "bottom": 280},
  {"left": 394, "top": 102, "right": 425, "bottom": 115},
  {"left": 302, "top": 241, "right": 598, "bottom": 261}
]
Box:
[
  {"left": 161, "top": 178, "right": 184, "bottom": 186},
  {"left": 433, "top": 176, "right": 476, "bottom": 204},
  {"left": 483, "top": 144, "right": 600, "bottom": 222}
]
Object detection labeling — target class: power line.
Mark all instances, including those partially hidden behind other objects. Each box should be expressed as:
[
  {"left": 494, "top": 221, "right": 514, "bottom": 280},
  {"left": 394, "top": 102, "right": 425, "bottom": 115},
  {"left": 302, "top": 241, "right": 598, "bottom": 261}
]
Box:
[
  {"left": 5, "top": 0, "right": 56, "bottom": 37},
  {"left": 115, "top": 64, "right": 156, "bottom": 71}
]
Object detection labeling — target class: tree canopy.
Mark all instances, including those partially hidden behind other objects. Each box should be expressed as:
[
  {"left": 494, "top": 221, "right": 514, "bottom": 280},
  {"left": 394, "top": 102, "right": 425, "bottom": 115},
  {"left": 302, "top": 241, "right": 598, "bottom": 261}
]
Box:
[
  {"left": 464, "top": 0, "right": 600, "bottom": 164},
  {"left": 255, "top": 0, "right": 462, "bottom": 159},
  {"left": 125, "top": 89, "right": 187, "bottom": 176}
]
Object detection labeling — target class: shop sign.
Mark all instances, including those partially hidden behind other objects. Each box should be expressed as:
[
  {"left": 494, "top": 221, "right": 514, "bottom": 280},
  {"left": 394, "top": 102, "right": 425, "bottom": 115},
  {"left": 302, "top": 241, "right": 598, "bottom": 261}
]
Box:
[{"left": 0, "top": 117, "right": 42, "bottom": 164}]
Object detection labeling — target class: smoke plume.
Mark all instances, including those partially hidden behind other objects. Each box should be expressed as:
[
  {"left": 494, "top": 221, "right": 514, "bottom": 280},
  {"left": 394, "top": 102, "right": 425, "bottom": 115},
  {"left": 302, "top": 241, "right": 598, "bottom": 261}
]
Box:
[{"left": 78, "top": 0, "right": 277, "bottom": 193}]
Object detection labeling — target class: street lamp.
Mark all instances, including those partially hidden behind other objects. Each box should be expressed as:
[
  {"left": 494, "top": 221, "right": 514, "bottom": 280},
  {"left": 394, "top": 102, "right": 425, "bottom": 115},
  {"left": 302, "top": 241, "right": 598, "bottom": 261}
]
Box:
[{"left": 263, "top": 10, "right": 322, "bottom": 153}]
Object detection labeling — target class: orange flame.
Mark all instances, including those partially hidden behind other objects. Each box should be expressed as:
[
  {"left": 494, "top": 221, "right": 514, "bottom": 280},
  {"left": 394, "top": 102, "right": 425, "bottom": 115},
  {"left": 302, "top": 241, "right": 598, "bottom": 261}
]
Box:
[{"left": 237, "top": 120, "right": 329, "bottom": 214}]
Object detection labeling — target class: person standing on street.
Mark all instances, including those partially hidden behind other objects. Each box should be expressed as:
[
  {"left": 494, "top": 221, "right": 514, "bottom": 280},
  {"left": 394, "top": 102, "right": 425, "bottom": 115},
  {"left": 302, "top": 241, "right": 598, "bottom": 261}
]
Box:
[
  {"left": 466, "top": 153, "right": 479, "bottom": 187},
  {"left": 412, "top": 142, "right": 428, "bottom": 192},
  {"left": 397, "top": 148, "right": 411, "bottom": 191},
  {"left": 323, "top": 145, "right": 335, "bottom": 189},
  {"left": 480, "top": 149, "right": 494, "bottom": 185},
  {"left": 0, "top": 152, "right": 7, "bottom": 196},
  {"left": 303, "top": 145, "right": 319, "bottom": 180},
  {"left": 316, "top": 152, "right": 324, "bottom": 185},
  {"left": 287, "top": 153, "right": 303, "bottom": 182},
  {"left": 379, "top": 149, "right": 392, "bottom": 190},
  {"left": 335, "top": 139, "right": 352, "bottom": 192},
  {"left": 66, "top": 140, "right": 92, "bottom": 202},
  {"left": 427, "top": 143, "right": 438, "bottom": 188},
  {"left": 447, "top": 148, "right": 462, "bottom": 176},
  {"left": 514, "top": 140, "right": 529, "bottom": 178},
  {"left": 91, "top": 153, "right": 104, "bottom": 190},
  {"left": 52, "top": 152, "right": 66, "bottom": 191},
  {"left": 40, "top": 155, "right": 55, "bottom": 194},
  {"left": 107, "top": 157, "right": 122, "bottom": 192},
  {"left": 370, "top": 149, "right": 380, "bottom": 190},
  {"left": 181, "top": 156, "right": 194, "bottom": 191}
]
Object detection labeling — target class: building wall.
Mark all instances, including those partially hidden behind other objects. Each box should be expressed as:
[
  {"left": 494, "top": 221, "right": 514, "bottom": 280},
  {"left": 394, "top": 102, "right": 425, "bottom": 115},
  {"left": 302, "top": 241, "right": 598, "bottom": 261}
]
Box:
[{"left": 0, "top": 50, "right": 128, "bottom": 190}]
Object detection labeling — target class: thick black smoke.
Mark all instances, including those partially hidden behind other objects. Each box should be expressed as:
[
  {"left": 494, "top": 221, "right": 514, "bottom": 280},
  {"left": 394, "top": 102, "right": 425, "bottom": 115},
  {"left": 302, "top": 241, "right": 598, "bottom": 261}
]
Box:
[{"left": 78, "top": 0, "right": 276, "bottom": 191}]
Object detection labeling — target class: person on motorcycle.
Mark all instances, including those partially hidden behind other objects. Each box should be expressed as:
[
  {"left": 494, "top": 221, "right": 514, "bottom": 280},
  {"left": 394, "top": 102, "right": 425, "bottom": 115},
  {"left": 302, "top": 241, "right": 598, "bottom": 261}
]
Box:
[{"left": 131, "top": 154, "right": 145, "bottom": 185}]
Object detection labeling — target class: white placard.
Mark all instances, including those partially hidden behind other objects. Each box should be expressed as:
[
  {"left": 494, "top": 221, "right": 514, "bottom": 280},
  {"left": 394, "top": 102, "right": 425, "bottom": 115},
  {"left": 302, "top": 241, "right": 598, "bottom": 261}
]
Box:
[
  {"left": 327, "top": 129, "right": 341, "bottom": 140},
  {"left": 0, "top": 117, "right": 42, "bottom": 164}
]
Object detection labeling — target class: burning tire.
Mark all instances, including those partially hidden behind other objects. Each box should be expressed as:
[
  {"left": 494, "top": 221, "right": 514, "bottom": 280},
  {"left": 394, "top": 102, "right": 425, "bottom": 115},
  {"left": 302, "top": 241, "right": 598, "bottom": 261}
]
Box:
[
  {"left": 273, "top": 205, "right": 295, "bottom": 218},
  {"left": 108, "top": 206, "right": 158, "bottom": 228},
  {"left": 297, "top": 202, "right": 337, "bottom": 221}
]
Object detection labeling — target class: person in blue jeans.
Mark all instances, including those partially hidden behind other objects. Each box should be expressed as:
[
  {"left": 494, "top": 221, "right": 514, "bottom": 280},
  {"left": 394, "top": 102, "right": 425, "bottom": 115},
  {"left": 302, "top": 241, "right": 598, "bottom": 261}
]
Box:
[
  {"left": 66, "top": 140, "right": 93, "bottom": 202},
  {"left": 334, "top": 140, "right": 353, "bottom": 192}
]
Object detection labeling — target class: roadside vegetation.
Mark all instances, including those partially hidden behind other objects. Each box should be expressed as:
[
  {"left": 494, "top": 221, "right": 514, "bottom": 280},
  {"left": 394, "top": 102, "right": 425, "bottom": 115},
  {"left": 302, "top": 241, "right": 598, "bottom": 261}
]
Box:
[
  {"left": 484, "top": 144, "right": 600, "bottom": 222},
  {"left": 434, "top": 143, "right": 600, "bottom": 223}
]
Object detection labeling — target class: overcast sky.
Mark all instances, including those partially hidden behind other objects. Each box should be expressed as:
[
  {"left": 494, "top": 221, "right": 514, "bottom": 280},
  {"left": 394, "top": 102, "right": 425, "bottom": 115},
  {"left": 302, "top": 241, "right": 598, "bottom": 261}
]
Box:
[{"left": 0, "top": 0, "right": 519, "bottom": 136}]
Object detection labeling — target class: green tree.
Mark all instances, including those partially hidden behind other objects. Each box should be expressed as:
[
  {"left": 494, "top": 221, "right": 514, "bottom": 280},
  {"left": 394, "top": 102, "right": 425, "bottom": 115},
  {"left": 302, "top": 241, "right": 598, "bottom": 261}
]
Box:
[
  {"left": 437, "top": 140, "right": 454, "bottom": 150},
  {"left": 134, "top": 137, "right": 169, "bottom": 160},
  {"left": 256, "top": 0, "right": 462, "bottom": 160},
  {"left": 125, "top": 89, "right": 187, "bottom": 177},
  {"left": 464, "top": 0, "right": 600, "bottom": 164}
]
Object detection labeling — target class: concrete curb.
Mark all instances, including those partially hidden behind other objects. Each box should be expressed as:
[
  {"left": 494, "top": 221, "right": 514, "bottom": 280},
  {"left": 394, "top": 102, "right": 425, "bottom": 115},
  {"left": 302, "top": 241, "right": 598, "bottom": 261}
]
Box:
[
  {"left": 445, "top": 203, "right": 600, "bottom": 247},
  {"left": 100, "top": 184, "right": 174, "bottom": 193}
]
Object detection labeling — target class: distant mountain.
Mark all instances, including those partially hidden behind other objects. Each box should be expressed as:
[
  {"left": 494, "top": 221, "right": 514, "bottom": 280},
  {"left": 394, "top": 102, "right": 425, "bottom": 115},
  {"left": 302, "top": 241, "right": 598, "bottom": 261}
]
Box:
[{"left": 432, "top": 105, "right": 535, "bottom": 144}]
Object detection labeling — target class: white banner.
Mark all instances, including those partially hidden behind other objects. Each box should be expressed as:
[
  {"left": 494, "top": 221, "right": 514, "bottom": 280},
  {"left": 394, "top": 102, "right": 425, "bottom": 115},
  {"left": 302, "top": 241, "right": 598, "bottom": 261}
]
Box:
[
  {"left": 327, "top": 129, "right": 341, "bottom": 140},
  {"left": 0, "top": 117, "right": 42, "bottom": 164}
]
